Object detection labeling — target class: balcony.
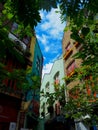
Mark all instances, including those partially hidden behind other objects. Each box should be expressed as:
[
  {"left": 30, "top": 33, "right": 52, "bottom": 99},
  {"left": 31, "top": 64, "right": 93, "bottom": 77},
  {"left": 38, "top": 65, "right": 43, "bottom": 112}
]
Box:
[
  {"left": 8, "top": 32, "right": 32, "bottom": 66},
  {"left": 66, "top": 60, "right": 77, "bottom": 78},
  {"left": 74, "top": 42, "right": 80, "bottom": 48},
  {"left": 67, "top": 70, "right": 75, "bottom": 78},
  {"left": 8, "top": 33, "right": 27, "bottom": 51},
  {"left": 63, "top": 49, "right": 73, "bottom": 60},
  {"left": 0, "top": 84, "right": 22, "bottom": 99}
]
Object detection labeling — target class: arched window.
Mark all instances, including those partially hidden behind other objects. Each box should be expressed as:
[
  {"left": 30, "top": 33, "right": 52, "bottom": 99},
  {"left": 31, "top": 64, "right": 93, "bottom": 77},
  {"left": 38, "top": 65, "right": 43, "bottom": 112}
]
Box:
[
  {"left": 45, "top": 82, "right": 50, "bottom": 93},
  {"left": 66, "top": 60, "right": 76, "bottom": 77},
  {"left": 54, "top": 71, "right": 60, "bottom": 85}
]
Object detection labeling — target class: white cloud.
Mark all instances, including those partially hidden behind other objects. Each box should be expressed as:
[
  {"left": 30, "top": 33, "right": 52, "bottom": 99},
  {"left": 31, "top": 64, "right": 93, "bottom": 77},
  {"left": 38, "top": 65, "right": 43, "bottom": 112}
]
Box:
[
  {"left": 40, "top": 8, "right": 65, "bottom": 38},
  {"left": 35, "top": 7, "right": 65, "bottom": 73},
  {"left": 36, "top": 34, "right": 50, "bottom": 52},
  {"left": 36, "top": 34, "right": 48, "bottom": 45},
  {"left": 43, "top": 56, "right": 46, "bottom": 61},
  {"left": 47, "top": 41, "right": 62, "bottom": 54},
  {"left": 39, "top": 10, "right": 45, "bottom": 19},
  {"left": 36, "top": 8, "right": 65, "bottom": 54},
  {"left": 42, "top": 62, "right": 53, "bottom": 79},
  {"left": 41, "top": 22, "right": 50, "bottom": 30},
  {"left": 45, "top": 46, "right": 50, "bottom": 52}
]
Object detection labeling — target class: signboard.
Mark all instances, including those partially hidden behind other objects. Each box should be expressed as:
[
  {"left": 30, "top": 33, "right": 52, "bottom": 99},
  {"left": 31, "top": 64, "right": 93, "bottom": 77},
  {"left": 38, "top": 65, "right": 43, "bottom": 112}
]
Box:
[{"left": 9, "top": 122, "right": 16, "bottom": 130}]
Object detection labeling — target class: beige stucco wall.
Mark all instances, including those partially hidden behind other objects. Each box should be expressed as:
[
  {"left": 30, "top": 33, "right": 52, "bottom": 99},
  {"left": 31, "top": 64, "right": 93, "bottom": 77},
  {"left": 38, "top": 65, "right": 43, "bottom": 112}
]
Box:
[{"left": 62, "top": 29, "right": 82, "bottom": 99}]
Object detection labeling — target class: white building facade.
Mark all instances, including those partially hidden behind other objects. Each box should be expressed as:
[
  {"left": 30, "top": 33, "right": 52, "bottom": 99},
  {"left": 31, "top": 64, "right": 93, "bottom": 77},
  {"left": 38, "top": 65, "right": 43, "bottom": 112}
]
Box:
[{"left": 40, "top": 56, "right": 65, "bottom": 121}]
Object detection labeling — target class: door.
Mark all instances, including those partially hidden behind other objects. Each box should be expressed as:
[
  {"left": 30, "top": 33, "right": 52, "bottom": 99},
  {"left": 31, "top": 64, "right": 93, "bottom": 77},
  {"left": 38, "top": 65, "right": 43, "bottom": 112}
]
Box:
[{"left": 0, "top": 122, "right": 9, "bottom": 130}]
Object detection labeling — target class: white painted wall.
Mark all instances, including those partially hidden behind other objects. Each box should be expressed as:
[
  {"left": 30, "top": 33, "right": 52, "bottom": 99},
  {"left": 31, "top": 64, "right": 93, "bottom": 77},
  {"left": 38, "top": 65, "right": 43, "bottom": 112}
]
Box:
[{"left": 40, "top": 56, "right": 65, "bottom": 120}]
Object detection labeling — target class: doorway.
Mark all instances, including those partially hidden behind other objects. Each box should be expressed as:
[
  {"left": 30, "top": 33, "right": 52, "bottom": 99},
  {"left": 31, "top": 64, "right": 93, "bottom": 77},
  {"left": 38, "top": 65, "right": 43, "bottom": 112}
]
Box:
[{"left": 0, "top": 122, "right": 9, "bottom": 130}]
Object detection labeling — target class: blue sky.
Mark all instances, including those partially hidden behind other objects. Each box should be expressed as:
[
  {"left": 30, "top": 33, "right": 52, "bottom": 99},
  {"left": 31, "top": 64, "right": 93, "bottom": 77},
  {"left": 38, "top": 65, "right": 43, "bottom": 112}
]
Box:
[{"left": 35, "top": 8, "right": 65, "bottom": 77}]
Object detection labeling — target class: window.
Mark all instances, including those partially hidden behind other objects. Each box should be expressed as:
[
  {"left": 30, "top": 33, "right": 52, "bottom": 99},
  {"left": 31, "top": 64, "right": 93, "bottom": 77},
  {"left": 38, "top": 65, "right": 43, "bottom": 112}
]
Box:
[
  {"left": 65, "top": 42, "right": 72, "bottom": 52},
  {"left": 66, "top": 60, "right": 76, "bottom": 77},
  {"left": 45, "top": 82, "right": 50, "bottom": 93},
  {"left": 54, "top": 71, "right": 60, "bottom": 85},
  {"left": 55, "top": 102, "right": 60, "bottom": 115},
  {"left": 63, "top": 42, "right": 73, "bottom": 60},
  {"left": 69, "top": 88, "right": 79, "bottom": 99},
  {"left": 73, "top": 41, "right": 80, "bottom": 48},
  {"left": 11, "top": 22, "right": 18, "bottom": 32},
  {"left": 36, "top": 56, "right": 40, "bottom": 73},
  {"left": 11, "top": 22, "right": 18, "bottom": 36},
  {"left": 54, "top": 71, "right": 60, "bottom": 91},
  {"left": 22, "top": 35, "right": 30, "bottom": 45}
]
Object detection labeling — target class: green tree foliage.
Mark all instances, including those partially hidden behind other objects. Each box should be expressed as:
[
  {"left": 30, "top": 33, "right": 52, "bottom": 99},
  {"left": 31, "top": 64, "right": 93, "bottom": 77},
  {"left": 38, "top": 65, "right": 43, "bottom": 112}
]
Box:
[
  {"left": 0, "top": 0, "right": 41, "bottom": 29},
  {"left": 33, "top": 0, "right": 98, "bottom": 124},
  {"left": 0, "top": 0, "right": 58, "bottom": 31},
  {"left": 58, "top": 0, "right": 98, "bottom": 124},
  {"left": 0, "top": 0, "right": 98, "bottom": 123},
  {"left": 39, "top": 0, "right": 57, "bottom": 11},
  {"left": 0, "top": 62, "right": 10, "bottom": 84},
  {"left": 59, "top": 0, "right": 98, "bottom": 25},
  {"left": 34, "top": 0, "right": 98, "bottom": 123},
  {"left": 0, "top": 0, "right": 43, "bottom": 94}
]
